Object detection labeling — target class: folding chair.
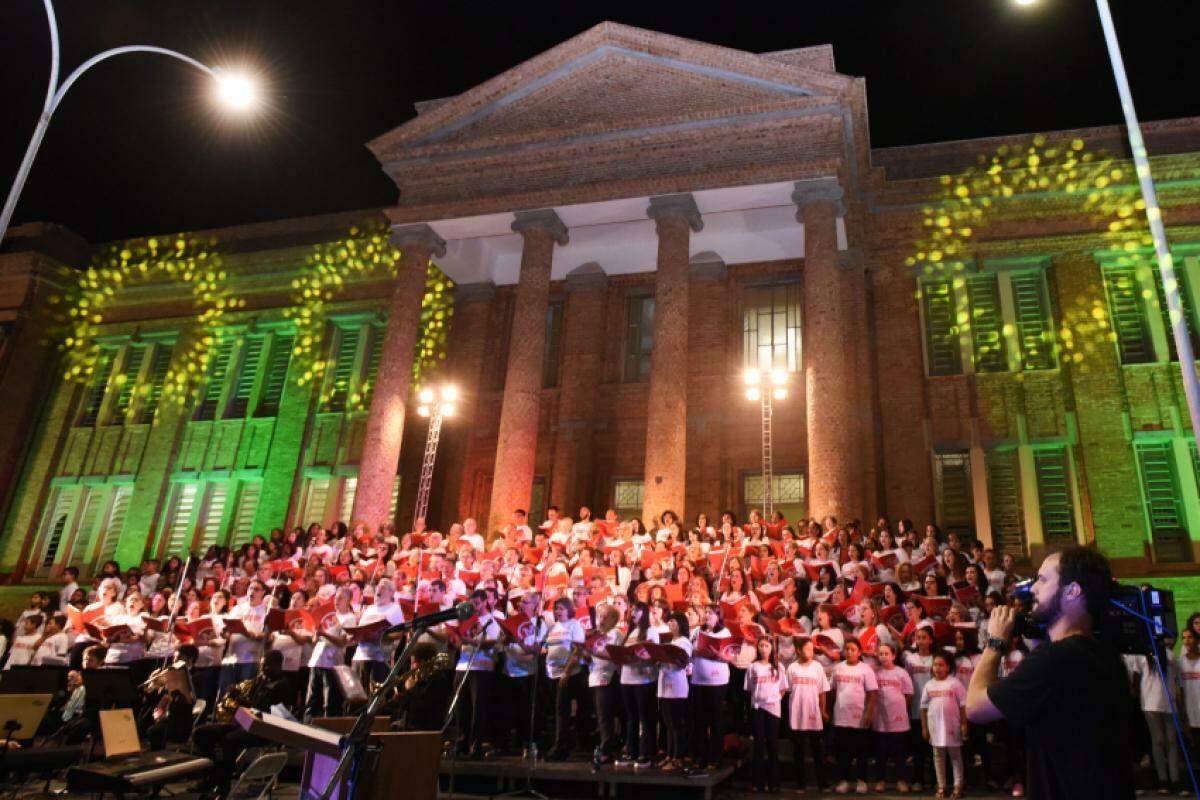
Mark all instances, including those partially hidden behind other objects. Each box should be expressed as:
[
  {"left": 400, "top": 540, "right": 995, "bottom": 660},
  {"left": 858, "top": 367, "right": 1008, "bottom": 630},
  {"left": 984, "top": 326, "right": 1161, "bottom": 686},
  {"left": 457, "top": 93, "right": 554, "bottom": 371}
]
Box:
[{"left": 224, "top": 751, "right": 288, "bottom": 800}]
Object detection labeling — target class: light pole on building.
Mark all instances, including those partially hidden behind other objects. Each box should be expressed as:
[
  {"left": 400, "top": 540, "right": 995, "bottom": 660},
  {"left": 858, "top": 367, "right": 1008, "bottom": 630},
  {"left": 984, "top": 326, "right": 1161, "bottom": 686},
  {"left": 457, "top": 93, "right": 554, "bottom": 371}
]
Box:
[
  {"left": 0, "top": 0, "right": 260, "bottom": 244},
  {"left": 413, "top": 384, "right": 458, "bottom": 528},
  {"left": 1014, "top": 0, "right": 1200, "bottom": 444},
  {"left": 744, "top": 368, "right": 788, "bottom": 518}
]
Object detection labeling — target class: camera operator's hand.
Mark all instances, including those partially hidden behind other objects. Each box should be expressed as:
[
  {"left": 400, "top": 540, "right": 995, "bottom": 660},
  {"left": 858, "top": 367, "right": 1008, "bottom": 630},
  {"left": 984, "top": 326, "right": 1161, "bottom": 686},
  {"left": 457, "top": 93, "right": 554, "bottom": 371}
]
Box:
[{"left": 988, "top": 605, "right": 1017, "bottom": 641}]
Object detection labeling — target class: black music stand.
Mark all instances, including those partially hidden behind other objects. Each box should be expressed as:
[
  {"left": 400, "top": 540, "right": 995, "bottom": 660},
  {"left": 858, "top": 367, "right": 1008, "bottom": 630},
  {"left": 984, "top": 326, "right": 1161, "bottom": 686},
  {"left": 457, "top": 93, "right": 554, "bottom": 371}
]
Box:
[
  {"left": 82, "top": 668, "right": 139, "bottom": 712},
  {"left": 0, "top": 666, "right": 66, "bottom": 694}
]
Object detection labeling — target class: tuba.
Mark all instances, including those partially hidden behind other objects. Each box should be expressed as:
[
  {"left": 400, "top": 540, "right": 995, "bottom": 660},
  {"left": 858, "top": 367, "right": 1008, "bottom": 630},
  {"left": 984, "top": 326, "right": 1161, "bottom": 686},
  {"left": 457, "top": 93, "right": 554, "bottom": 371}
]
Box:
[{"left": 214, "top": 677, "right": 255, "bottom": 724}]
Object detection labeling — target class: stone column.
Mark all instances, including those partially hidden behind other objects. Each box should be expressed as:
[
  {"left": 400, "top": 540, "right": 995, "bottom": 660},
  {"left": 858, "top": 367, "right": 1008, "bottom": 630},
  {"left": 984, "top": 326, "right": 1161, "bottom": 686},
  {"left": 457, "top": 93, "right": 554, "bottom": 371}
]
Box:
[
  {"left": 795, "top": 179, "right": 858, "bottom": 521},
  {"left": 486, "top": 210, "right": 569, "bottom": 534},
  {"left": 549, "top": 263, "right": 608, "bottom": 513},
  {"left": 353, "top": 224, "right": 446, "bottom": 528},
  {"left": 643, "top": 194, "right": 703, "bottom": 523}
]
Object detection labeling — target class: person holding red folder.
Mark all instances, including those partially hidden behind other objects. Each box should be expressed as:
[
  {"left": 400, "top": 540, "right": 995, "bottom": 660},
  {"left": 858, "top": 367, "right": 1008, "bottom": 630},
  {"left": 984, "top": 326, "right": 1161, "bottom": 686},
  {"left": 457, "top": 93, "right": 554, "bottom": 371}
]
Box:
[
  {"left": 656, "top": 612, "right": 692, "bottom": 771},
  {"left": 616, "top": 601, "right": 659, "bottom": 769},
  {"left": 689, "top": 605, "right": 731, "bottom": 774}
]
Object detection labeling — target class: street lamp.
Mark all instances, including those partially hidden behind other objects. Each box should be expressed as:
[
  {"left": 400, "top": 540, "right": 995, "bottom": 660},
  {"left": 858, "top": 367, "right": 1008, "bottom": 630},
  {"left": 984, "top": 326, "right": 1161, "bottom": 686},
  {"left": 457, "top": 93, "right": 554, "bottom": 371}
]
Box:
[
  {"left": 0, "top": 0, "right": 260, "bottom": 244},
  {"left": 413, "top": 383, "right": 458, "bottom": 527},
  {"left": 744, "top": 368, "right": 788, "bottom": 518},
  {"left": 1013, "top": 0, "right": 1200, "bottom": 445}
]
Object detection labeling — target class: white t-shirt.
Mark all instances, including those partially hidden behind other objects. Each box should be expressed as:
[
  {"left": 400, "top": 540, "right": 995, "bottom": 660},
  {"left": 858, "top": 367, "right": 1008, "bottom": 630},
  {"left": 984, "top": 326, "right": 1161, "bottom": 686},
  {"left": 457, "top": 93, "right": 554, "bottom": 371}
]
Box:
[
  {"left": 831, "top": 661, "right": 878, "bottom": 728},
  {"left": 657, "top": 637, "right": 692, "bottom": 699},
  {"left": 223, "top": 602, "right": 268, "bottom": 665},
  {"left": 545, "top": 619, "right": 585, "bottom": 679},
  {"left": 619, "top": 628, "right": 660, "bottom": 685},
  {"left": 589, "top": 627, "right": 625, "bottom": 688},
  {"left": 984, "top": 568, "right": 1007, "bottom": 596},
  {"left": 503, "top": 617, "right": 545, "bottom": 679},
  {"left": 690, "top": 629, "right": 731, "bottom": 686},
  {"left": 745, "top": 662, "right": 787, "bottom": 717},
  {"left": 351, "top": 602, "right": 405, "bottom": 663},
  {"left": 4, "top": 634, "right": 39, "bottom": 668},
  {"left": 456, "top": 615, "right": 503, "bottom": 673},
  {"left": 903, "top": 651, "right": 935, "bottom": 719},
  {"left": 103, "top": 615, "right": 146, "bottom": 664},
  {"left": 786, "top": 660, "right": 830, "bottom": 731},
  {"left": 921, "top": 677, "right": 967, "bottom": 747},
  {"left": 32, "top": 632, "right": 70, "bottom": 666},
  {"left": 1178, "top": 653, "right": 1200, "bottom": 726},
  {"left": 872, "top": 665, "right": 913, "bottom": 733},
  {"left": 308, "top": 611, "right": 358, "bottom": 670},
  {"left": 1125, "top": 652, "right": 1178, "bottom": 713},
  {"left": 954, "top": 653, "right": 980, "bottom": 690}
]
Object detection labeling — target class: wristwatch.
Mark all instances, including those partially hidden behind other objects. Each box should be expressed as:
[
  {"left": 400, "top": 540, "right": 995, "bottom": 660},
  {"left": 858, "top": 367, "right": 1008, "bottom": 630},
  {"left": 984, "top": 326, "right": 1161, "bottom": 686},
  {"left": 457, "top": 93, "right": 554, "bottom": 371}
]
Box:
[{"left": 985, "top": 636, "right": 1008, "bottom": 654}]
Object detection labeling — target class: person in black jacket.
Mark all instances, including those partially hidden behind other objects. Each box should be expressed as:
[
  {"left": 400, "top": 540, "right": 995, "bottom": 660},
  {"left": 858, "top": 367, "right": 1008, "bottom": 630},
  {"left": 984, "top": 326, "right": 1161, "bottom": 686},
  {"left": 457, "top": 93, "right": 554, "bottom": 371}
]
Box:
[{"left": 966, "top": 546, "right": 1137, "bottom": 800}]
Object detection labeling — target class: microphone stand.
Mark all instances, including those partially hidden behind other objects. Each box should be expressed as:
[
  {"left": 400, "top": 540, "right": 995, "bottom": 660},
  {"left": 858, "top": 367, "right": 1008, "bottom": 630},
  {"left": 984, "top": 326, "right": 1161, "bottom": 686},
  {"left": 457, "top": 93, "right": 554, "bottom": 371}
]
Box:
[
  {"left": 157, "top": 555, "right": 193, "bottom": 668},
  {"left": 314, "top": 612, "right": 468, "bottom": 800}
]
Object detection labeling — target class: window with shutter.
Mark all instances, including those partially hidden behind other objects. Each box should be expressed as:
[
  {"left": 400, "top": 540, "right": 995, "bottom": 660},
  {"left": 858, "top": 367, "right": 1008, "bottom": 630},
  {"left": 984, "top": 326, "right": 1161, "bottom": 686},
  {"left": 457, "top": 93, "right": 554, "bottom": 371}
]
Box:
[
  {"left": 1033, "top": 448, "right": 1077, "bottom": 548},
  {"left": 138, "top": 343, "right": 174, "bottom": 424},
  {"left": 742, "top": 282, "right": 803, "bottom": 374},
  {"left": 613, "top": 479, "right": 645, "bottom": 520},
  {"left": 1135, "top": 442, "right": 1192, "bottom": 563},
  {"left": 195, "top": 339, "right": 235, "bottom": 420},
  {"left": 921, "top": 281, "right": 961, "bottom": 376},
  {"left": 934, "top": 452, "right": 974, "bottom": 533},
  {"left": 255, "top": 333, "right": 293, "bottom": 417},
  {"left": 986, "top": 449, "right": 1027, "bottom": 557},
  {"left": 357, "top": 325, "right": 385, "bottom": 409},
  {"left": 302, "top": 478, "right": 332, "bottom": 525},
  {"left": 1010, "top": 273, "right": 1055, "bottom": 370},
  {"left": 162, "top": 483, "right": 199, "bottom": 556},
  {"left": 79, "top": 349, "right": 117, "bottom": 427},
  {"left": 112, "top": 346, "right": 146, "bottom": 421},
  {"left": 340, "top": 477, "right": 357, "bottom": 525},
  {"left": 230, "top": 482, "right": 261, "bottom": 545},
  {"left": 966, "top": 275, "right": 1006, "bottom": 373},
  {"left": 93, "top": 486, "right": 132, "bottom": 570},
  {"left": 60, "top": 489, "right": 103, "bottom": 572},
  {"left": 196, "top": 484, "right": 228, "bottom": 551},
  {"left": 227, "top": 336, "right": 265, "bottom": 418},
  {"left": 1152, "top": 270, "right": 1200, "bottom": 362},
  {"left": 324, "top": 328, "right": 361, "bottom": 412},
  {"left": 623, "top": 296, "right": 655, "bottom": 382},
  {"left": 1103, "top": 265, "right": 1155, "bottom": 364}
]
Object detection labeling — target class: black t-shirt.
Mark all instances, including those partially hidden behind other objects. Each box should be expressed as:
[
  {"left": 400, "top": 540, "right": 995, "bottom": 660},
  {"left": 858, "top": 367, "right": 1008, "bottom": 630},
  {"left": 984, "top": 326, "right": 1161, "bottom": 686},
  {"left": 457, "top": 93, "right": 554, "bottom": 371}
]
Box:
[{"left": 988, "top": 635, "right": 1137, "bottom": 800}]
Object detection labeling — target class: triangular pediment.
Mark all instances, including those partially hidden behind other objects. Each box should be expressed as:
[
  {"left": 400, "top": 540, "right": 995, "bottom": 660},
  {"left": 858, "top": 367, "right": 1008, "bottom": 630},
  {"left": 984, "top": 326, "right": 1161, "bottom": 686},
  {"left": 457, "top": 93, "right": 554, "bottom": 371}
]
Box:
[{"left": 369, "top": 22, "right": 854, "bottom": 159}]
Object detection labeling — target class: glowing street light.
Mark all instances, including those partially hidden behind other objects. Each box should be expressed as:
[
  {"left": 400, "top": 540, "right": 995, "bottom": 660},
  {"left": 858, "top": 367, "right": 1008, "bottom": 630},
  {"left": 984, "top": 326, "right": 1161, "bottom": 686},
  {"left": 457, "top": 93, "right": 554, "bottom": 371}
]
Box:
[
  {"left": 744, "top": 368, "right": 788, "bottom": 517},
  {"left": 0, "top": 0, "right": 262, "bottom": 244},
  {"left": 1013, "top": 0, "right": 1200, "bottom": 447},
  {"left": 413, "top": 383, "right": 459, "bottom": 526}
]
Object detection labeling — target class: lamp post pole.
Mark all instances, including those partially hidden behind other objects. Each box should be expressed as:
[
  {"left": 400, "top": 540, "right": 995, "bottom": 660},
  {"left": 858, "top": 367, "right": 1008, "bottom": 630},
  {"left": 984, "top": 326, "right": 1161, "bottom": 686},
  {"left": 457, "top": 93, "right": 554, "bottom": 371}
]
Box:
[
  {"left": 744, "top": 369, "right": 788, "bottom": 519},
  {"left": 0, "top": 0, "right": 254, "bottom": 244}
]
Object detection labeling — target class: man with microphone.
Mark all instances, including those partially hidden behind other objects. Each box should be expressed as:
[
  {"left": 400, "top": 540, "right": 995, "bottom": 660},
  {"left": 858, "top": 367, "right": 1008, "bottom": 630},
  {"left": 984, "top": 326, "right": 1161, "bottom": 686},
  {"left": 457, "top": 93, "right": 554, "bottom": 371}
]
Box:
[{"left": 965, "top": 546, "right": 1137, "bottom": 799}]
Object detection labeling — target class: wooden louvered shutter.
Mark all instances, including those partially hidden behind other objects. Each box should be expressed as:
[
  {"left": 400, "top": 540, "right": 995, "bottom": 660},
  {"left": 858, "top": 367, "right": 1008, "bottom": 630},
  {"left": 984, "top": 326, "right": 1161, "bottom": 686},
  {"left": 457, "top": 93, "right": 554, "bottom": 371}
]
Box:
[
  {"left": 162, "top": 484, "right": 199, "bottom": 556},
  {"left": 1010, "top": 273, "right": 1055, "bottom": 370},
  {"left": 255, "top": 333, "right": 293, "bottom": 417},
  {"left": 324, "top": 327, "right": 361, "bottom": 412},
  {"left": 1104, "top": 265, "right": 1155, "bottom": 364},
  {"left": 1153, "top": 270, "right": 1200, "bottom": 362},
  {"left": 934, "top": 452, "right": 974, "bottom": 533},
  {"left": 1034, "top": 449, "right": 1076, "bottom": 548},
  {"left": 359, "top": 326, "right": 385, "bottom": 408},
  {"left": 987, "top": 449, "right": 1027, "bottom": 557},
  {"left": 1136, "top": 442, "right": 1191, "bottom": 563},
  {"left": 196, "top": 484, "right": 229, "bottom": 551},
  {"left": 79, "top": 349, "right": 116, "bottom": 426},
  {"left": 138, "top": 343, "right": 175, "bottom": 424},
  {"left": 921, "top": 281, "right": 961, "bottom": 376},
  {"left": 39, "top": 489, "right": 79, "bottom": 572},
  {"left": 112, "top": 346, "right": 146, "bottom": 421},
  {"left": 227, "top": 336, "right": 265, "bottom": 417},
  {"left": 967, "top": 275, "right": 1006, "bottom": 373},
  {"left": 230, "top": 483, "right": 261, "bottom": 545},
  {"left": 195, "top": 339, "right": 235, "bottom": 420},
  {"left": 93, "top": 486, "right": 132, "bottom": 570}
]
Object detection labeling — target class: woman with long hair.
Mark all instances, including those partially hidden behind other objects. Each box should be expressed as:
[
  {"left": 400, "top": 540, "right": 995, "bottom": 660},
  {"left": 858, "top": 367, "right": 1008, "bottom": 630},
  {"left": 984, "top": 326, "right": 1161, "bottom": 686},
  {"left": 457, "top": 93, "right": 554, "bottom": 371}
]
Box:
[
  {"left": 689, "top": 605, "right": 730, "bottom": 773},
  {"left": 616, "top": 601, "right": 659, "bottom": 768},
  {"left": 746, "top": 635, "right": 786, "bottom": 793}
]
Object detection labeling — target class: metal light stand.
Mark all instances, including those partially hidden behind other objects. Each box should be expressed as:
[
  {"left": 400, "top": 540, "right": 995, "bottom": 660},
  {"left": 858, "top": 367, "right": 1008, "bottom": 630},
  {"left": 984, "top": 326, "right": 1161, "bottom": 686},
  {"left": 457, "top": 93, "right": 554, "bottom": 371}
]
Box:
[{"left": 758, "top": 386, "right": 775, "bottom": 519}]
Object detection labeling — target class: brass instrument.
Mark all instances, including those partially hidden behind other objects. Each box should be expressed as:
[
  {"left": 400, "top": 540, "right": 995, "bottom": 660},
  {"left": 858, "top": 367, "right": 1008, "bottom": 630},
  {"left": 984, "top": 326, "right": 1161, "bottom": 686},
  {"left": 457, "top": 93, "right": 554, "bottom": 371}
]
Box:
[
  {"left": 214, "top": 677, "right": 256, "bottom": 724},
  {"left": 372, "top": 652, "right": 451, "bottom": 702}
]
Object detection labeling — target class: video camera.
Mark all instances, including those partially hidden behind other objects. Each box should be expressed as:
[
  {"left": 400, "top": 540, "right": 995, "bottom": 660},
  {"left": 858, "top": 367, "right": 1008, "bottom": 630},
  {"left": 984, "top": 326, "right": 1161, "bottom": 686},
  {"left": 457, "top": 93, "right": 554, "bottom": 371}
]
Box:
[{"left": 1011, "top": 579, "right": 1177, "bottom": 657}]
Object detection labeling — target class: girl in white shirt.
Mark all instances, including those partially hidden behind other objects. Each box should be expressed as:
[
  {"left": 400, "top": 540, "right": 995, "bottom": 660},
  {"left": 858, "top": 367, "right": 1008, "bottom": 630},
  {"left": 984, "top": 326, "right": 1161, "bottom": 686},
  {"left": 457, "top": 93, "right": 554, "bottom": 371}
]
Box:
[
  {"left": 920, "top": 651, "right": 968, "bottom": 799},
  {"left": 5, "top": 615, "right": 42, "bottom": 668},
  {"left": 785, "top": 637, "right": 830, "bottom": 792},
  {"left": 745, "top": 636, "right": 787, "bottom": 793},
  {"left": 830, "top": 638, "right": 878, "bottom": 794},
  {"left": 32, "top": 614, "right": 71, "bottom": 667},
  {"left": 104, "top": 593, "right": 148, "bottom": 666},
  {"left": 656, "top": 612, "right": 693, "bottom": 770},
  {"left": 544, "top": 597, "right": 585, "bottom": 761},
  {"left": 872, "top": 641, "right": 914, "bottom": 793},
  {"left": 617, "top": 601, "right": 659, "bottom": 768},
  {"left": 904, "top": 626, "right": 937, "bottom": 790},
  {"left": 305, "top": 587, "right": 357, "bottom": 722},
  {"left": 689, "top": 606, "right": 731, "bottom": 772},
  {"left": 588, "top": 606, "right": 625, "bottom": 766}
]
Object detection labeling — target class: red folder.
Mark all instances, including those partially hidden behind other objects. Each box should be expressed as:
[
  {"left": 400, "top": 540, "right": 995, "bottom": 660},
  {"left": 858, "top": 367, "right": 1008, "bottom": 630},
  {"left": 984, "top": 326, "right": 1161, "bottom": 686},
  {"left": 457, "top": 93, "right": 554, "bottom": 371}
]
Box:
[
  {"left": 176, "top": 616, "right": 216, "bottom": 643},
  {"left": 343, "top": 617, "right": 390, "bottom": 643},
  {"left": 66, "top": 604, "right": 107, "bottom": 635},
  {"left": 142, "top": 615, "right": 170, "bottom": 633},
  {"left": 912, "top": 555, "right": 939, "bottom": 575},
  {"left": 640, "top": 642, "right": 690, "bottom": 669},
  {"left": 870, "top": 552, "right": 900, "bottom": 570},
  {"left": 954, "top": 584, "right": 982, "bottom": 607},
  {"left": 740, "top": 622, "right": 768, "bottom": 644},
  {"left": 720, "top": 596, "right": 748, "bottom": 625},
  {"left": 859, "top": 625, "right": 879, "bottom": 656},
  {"left": 664, "top": 582, "right": 687, "bottom": 612},
  {"left": 914, "top": 595, "right": 952, "bottom": 619},
  {"left": 220, "top": 615, "right": 251, "bottom": 636},
  {"left": 85, "top": 621, "right": 131, "bottom": 641},
  {"left": 879, "top": 604, "right": 905, "bottom": 626},
  {"left": 813, "top": 633, "right": 842, "bottom": 660}
]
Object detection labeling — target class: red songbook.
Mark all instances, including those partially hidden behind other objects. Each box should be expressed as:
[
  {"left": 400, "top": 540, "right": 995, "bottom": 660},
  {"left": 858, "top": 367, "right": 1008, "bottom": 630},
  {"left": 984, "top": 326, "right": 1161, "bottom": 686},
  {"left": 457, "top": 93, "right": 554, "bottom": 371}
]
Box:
[
  {"left": 640, "top": 642, "right": 690, "bottom": 669},
  {"left": 583, "top": 629, "right": 609, "bottom": 656},
  {"left": 695, "top": 631, "right": 742, "bottom": 661},
  {"left": 220, "top": 615, "right": 252, "bottom": 636},
  {"left": 761, "top": 595, "right": 783, "bottom": 616},
  {"left": 768, "top": 541, "right": 787, "bottom": 561},
  {"left": 899, "top": 617, "right": 920, "bottom": 643},
  {"left": 870, "top": 552, "right": 900, "bottom": 570},
  {"left": 328, "top": 565, "right": 350, "bottom": 582},
  {"left": 265, "top": 607, "right": 287, "bottom": 633},
  {"left": 343, "top": 617, "right": 390, "bottom": 643},
  {"left": 765, "top": 522, "right": 785, "bottom": 541},
  {"left": 858, "top": 625, "right": 879, "bottom": 656},
  {"left": 930, "top": 620, "right": 956, "bottom": 647},
  {"left": 707, "top": 551, "right": 728, "bottom": 574},
  {"left": 142, "top": 615, "right": 170, "bottom": 633},
  {"left": 397, "top": 598, "right": 415, "bottom": 620},
  {"left": 914, "top": 595, "right": 953, "bottom": 619},
  {"left": 778, "top": 617, "right": 806, "bottom": 637},
  {"left": 499, "top": 612, "right": 535, "bottom": 642},
  {"left": 458, "top": 570, "right": 481, "bottom": 588},
  {"left": 574, "top": 605, "right": 593, "bottom": 631},
  {"left": 954, "top": 584, "right": 982, "bottom": 607},
  {"left": 803, "top": 561, "right": 837, "bottom": 583},
  {"left": 879, "top": 604, "right": 905, "bottom": 626},
  {"left": 720, "top": 596, "right": 748, "bottom": 625},
  {"left": 818, "top": 600, "right": 853, "bottom": 622},
  {"left": 740, "top": 622, "right": 768, "bottom": 644},
  {"left": 912, "top": 555, "right": 939, "bottom": 575},
  {"left": 408, "top": 533, "right": 426, "bottom": 548},
  {"left": 664, "top": 582, "right": 687, "bottom": 612},
  {"left": 85, "top": 621, "right": 131, "bottom": 641},
  {"left": 522, "top": 546, "right": 544, "bottom": 564},
  {"left": 780, "top": 560, "right": 798, "bottom": 578},
  {"left": 176, "top": 617, "right": 217, "bottom": 644},
  {"left": 358, "top": 560, "right": 381, "bottom": 575},
  {"left": 796, "top": 544, "right": 814, "bottom": 560},
  {"left": 601, "top": 541, "right": 632, "bottom": 556},
  {"left": 587, "top": 586, "right": 612, "bottom": 607},
  {"left": 66, "top": 604, "right": 107, "bottom": 635},
  {"left": 848, "top": 580, "right": 887, "bottom": 605},
  {"left": 755, "top": 588, "right": 783, "bottom": 606},
  {"left": 748, "top": 556, "right": 765, "bottom": 581},
  {"left": 600, "top": 644, "right": 649, "bottom": 666},
  {"left": 311, "top": 602, "right": 339, "bottom": 632},
  {"left": 813, "top": 633, "right": 842, "bottom": 660},
  {"left": 535, "top": 570, "right": 568, "bottom": 592}
]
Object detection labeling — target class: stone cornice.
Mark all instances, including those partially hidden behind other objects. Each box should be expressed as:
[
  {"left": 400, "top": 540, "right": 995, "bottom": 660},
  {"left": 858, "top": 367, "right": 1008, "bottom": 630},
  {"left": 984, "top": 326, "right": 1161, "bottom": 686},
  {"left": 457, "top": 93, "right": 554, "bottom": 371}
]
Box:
[
  {"left": 511, "top": 209, "right": 569, "bottom": 246},
  {"left": 647, "top": 193, "right": 703, "bottom": 233},
  {"left": 390, "top": 223, "right": 447, "bottom": 258},
  {"left": 792, "top": 178, "right": 845, "bottom": 217}
]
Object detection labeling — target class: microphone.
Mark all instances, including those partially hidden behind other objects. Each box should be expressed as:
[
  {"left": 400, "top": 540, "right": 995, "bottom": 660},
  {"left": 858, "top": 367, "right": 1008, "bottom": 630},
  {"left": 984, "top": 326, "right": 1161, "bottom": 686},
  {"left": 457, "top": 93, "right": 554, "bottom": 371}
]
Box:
[{"left": 388, "top": 600, "right": 476, "bottom": 633}]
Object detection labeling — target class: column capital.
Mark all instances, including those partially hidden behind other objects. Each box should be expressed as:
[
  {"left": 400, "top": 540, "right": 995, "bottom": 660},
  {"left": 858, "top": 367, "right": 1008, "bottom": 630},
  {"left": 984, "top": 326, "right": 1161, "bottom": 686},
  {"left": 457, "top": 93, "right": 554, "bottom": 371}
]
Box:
[
  {"left": 647, "top": 193, "right": 703, "bottom": 233},
  {"left": 390, "top": 223, "right": 447, "bottom": 258},
  {"left": 792, "top": 178, "right": 845, "bottom": 219},
  {"left": 565, "top": 261, "right": 608, "bottom": 293},
  {"left": 512, "top": 209, "right": 569, "bottom": 246}
]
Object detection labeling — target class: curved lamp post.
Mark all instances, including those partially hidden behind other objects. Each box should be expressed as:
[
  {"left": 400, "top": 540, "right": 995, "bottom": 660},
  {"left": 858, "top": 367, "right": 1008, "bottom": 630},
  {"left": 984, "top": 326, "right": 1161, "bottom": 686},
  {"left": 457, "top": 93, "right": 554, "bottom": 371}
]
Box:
[{"left": 0, "top": 0, "right": 259, "bottom": 244}]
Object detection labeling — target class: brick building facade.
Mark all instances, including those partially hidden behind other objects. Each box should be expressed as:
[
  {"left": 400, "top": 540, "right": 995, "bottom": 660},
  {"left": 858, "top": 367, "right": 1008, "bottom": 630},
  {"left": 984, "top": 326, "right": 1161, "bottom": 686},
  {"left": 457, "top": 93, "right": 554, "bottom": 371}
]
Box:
[{"left": 3, "top": 22, "right": 1200, "bottom": 600}]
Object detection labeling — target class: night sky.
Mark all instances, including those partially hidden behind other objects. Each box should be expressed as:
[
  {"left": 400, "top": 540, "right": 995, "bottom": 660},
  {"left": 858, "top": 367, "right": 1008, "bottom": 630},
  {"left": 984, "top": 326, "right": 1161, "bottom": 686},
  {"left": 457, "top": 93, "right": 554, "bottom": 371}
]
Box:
[{"left": 2, "top": 0, "right": 1199, "bottom": 245}]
